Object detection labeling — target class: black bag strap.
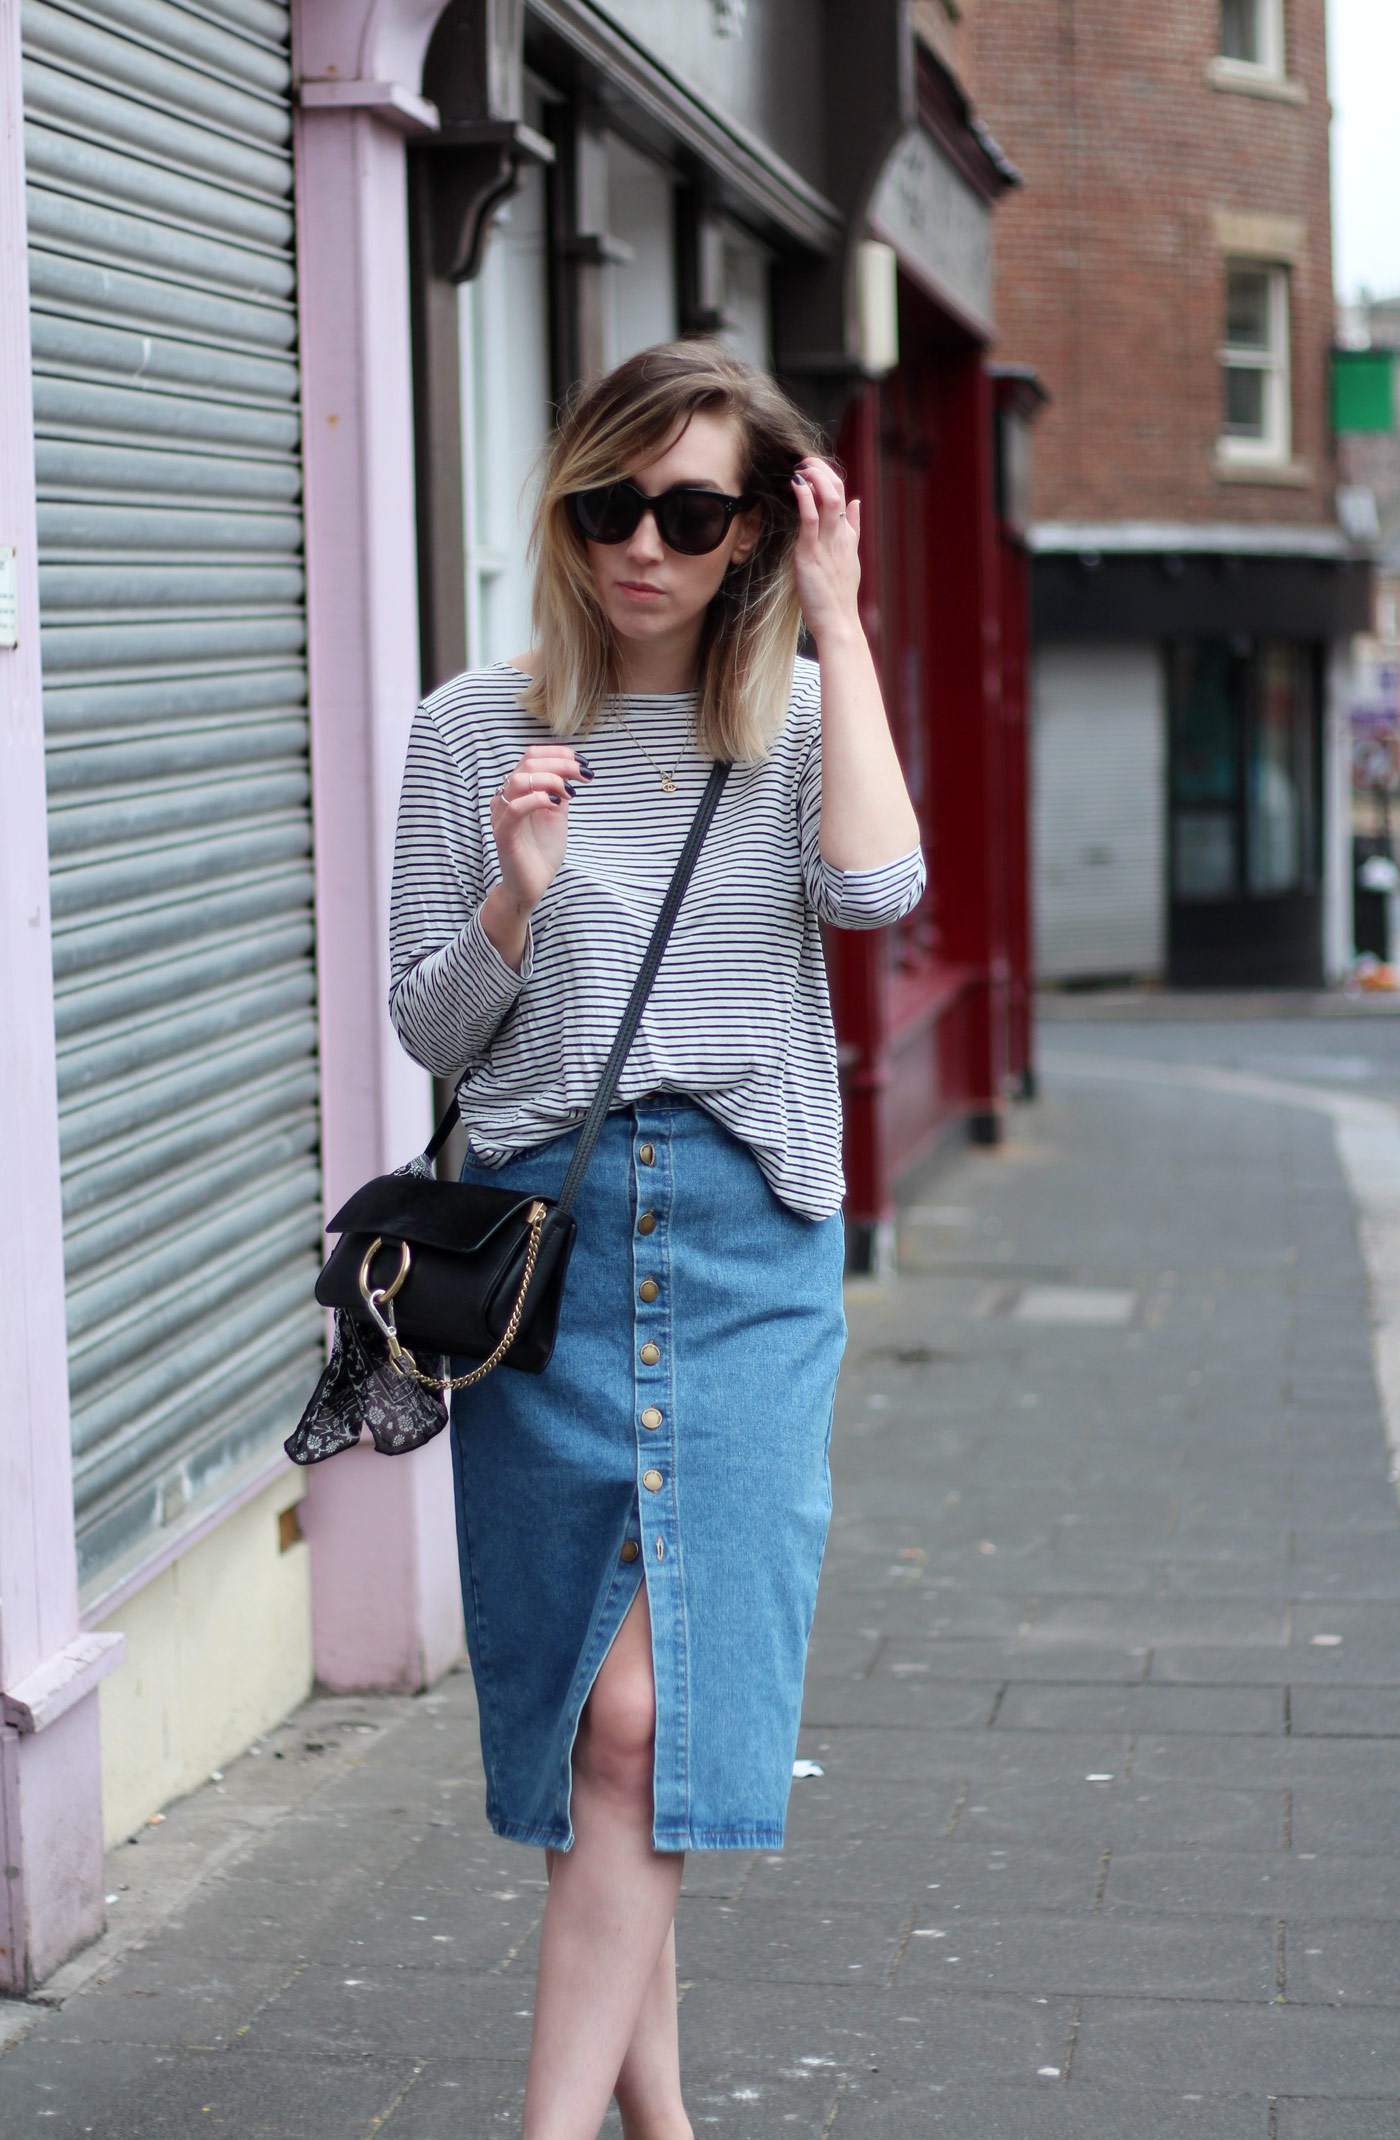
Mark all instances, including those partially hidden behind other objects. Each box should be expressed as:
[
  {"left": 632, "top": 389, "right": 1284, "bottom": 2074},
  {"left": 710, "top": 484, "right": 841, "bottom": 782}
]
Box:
[{"left": 423, "top": 756, "right": 733, "bottom": 1218}]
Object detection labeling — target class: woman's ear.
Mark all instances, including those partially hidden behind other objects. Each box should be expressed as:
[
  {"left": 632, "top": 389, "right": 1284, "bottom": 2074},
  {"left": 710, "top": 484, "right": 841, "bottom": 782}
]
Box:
[{"left": 729, "top": 506, "right": 762, "bottom": 570}]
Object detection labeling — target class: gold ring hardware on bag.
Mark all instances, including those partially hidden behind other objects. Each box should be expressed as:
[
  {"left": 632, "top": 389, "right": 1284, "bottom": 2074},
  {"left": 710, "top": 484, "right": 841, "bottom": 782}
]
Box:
[
  {"left": 359, "top": 1236, "right": 411, "bottom": 1305},
  {"left": 356, "top": 1206, "right": 552, "bottom": 1394}
]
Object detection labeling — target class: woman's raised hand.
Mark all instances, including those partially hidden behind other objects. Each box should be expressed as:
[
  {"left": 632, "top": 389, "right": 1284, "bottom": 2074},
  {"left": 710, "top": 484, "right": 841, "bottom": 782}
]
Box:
[
  {"left": 790, "top": 455, "right": 862, "bottom": 650},
  {"left": 488, "top": 744, "right": 593, "bottom": 916}
]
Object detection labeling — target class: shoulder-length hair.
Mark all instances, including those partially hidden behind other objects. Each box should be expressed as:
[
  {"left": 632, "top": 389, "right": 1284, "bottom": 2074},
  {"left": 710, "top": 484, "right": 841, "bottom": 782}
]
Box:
[{"left": 518, "top": 339, "right": 829, "bottom": 766}]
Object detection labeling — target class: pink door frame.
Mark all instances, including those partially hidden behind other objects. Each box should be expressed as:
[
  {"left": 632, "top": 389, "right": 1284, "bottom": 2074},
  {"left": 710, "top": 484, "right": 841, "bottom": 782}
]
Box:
[{"left": 289, "top": 0, "right": 467, "bottom": 1699}]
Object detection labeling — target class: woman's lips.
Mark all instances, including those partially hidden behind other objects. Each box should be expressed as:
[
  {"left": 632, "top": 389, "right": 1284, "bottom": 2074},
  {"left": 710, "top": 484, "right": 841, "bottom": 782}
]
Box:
[{"left": 617, "top": 581, "right": 664, "bottom": 600}]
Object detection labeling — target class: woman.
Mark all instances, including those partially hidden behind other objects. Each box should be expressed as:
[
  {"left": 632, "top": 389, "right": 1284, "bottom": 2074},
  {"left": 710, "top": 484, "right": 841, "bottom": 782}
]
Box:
[{"left": 386, "top": 339, "right": 926, "bottom": 2139}]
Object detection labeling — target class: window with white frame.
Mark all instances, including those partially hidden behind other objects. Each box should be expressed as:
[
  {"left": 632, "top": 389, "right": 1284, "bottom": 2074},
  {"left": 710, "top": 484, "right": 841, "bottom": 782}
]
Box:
[
  {"left": 717, "top": 224, "right": 773, "bottom": 370},
  {"left": 603, "top": 133, "right": 678, "bottom": 369},
  {"left": 458, "top": 84, "right": 553, "bottom": 667},
  {"left": 1219, "top": 0, "right": 1284, "bottom": 76},
  {"left": 1219, "top": 259, "right": 1291, "bottom": 464}
]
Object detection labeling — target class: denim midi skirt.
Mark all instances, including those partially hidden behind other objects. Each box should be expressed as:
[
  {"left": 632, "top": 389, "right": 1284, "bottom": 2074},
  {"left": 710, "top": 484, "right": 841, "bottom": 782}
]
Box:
[{"left": 447, "top": 1092, "right": 848, "bottom": 1853}]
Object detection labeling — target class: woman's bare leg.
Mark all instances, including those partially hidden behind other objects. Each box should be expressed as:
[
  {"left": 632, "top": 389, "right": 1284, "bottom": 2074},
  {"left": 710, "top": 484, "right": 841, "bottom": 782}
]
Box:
[
  {"left": 612, "top": 1916, "right": 687, "bottom": 2140},
  {"left": 522, "top": 1580, "right": 690, "bottom": 2140},
  {"left": 543, "top": 1858, "right": 687, "bottom": 2139}
]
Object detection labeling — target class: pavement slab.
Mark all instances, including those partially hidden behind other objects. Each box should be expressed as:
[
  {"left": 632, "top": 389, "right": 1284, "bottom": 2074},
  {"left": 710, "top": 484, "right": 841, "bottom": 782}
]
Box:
[
  {"left": 4, "top": 1018, "right": 1400, "bottom": 2135},
  {"left": 893, "top": 1908, "right": 1276, "bottom": 2000},
  {"left": 1276, "top": 2105, "right": 1400, "bottom": 2140},
  {"left": 1071, "top": 1996, "right": 1400, "bottom": 2094},
  {"left": 832, "top": 2086, "right": 1268, "bottom": 2140},
  {"left": 0, "top": 2042, "right": 424, "bottom": 2139},
  {"left": 1282, "top": 1917, "right": 1400, "bottom": 2004},
  {"left": 744, "top": 1838, "right": 1105, "bottom": 1918},
  {"left": 1102, "top": 1846, "right": 1400, "bottom": 1918},
  {"left": 673, "top": 1980, "right": 1076, "bottom": 2090},
  {"left": 1289, "top": 1685, "right": 1400, "bottom": 1734}
]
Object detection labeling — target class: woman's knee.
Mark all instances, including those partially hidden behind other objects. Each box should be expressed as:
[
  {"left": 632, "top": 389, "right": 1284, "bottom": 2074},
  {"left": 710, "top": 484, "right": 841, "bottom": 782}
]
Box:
[{"left": 576, "top": 1609, "right": 656, "bottom": 1802}]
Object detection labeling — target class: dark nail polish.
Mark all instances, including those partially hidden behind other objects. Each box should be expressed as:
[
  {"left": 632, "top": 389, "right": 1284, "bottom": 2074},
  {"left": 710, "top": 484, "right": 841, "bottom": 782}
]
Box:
[
  {"left": 564, "top": 781, "right": 579, "bottom": 796},
  {"left": 549, "top": 793, "right": 562, "bottom": 806},
  {"left": 577, "top": 755, "right": 594, "bottom": 776}
]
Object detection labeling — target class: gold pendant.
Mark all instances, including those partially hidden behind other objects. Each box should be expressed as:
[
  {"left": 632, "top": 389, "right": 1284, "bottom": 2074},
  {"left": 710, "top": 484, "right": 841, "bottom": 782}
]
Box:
[{"left": 660, "top": 771, "right": 678, "bottom": 793}]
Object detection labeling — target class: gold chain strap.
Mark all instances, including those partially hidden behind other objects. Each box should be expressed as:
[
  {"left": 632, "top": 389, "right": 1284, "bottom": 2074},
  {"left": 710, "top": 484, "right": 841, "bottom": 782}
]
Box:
[{"left": 357, "top": 1200, "right": 551, "bottom": 1392}]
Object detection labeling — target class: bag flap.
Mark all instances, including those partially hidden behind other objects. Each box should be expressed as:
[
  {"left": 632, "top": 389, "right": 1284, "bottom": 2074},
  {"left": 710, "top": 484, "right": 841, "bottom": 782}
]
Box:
[{"left": 326, "top": 1172, "right": 552, "bottom": 1256}]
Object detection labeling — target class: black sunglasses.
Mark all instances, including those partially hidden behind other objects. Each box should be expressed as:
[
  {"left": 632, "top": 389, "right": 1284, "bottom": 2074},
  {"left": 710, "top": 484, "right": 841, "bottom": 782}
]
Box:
[{"left": 566, "top": 478, "right": 758, "bottom": 557}]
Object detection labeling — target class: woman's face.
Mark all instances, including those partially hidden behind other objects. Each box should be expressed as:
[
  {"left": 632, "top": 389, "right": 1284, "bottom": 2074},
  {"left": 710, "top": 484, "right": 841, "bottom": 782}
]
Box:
[{"left": 578, "top": 409, "right": 761, "bottom": 658}]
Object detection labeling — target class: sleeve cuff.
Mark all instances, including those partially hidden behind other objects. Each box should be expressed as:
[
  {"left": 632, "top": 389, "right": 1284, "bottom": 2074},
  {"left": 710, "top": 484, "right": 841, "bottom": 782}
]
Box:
[
  {"left": 810, "top": 844, "right": 928, "bottom": 929},
  {"left": 462, "top": 895, "right": 534, "bottom": 996}
]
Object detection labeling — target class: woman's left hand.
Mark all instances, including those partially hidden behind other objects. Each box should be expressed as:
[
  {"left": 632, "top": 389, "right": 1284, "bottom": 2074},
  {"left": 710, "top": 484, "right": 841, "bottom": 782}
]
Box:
[{"left": 790, "top": 455, "right": 862, "bottom": 646}]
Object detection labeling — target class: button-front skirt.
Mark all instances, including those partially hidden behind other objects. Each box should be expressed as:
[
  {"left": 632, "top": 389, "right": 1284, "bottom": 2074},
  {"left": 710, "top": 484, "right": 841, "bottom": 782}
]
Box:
[{"left": 447, "top": 1094, "right": 847, "bottom": 1852}]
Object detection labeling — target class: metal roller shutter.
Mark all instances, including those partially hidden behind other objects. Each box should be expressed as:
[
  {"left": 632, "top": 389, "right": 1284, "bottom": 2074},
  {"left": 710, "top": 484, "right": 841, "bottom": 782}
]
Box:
[
  {"left": 1032, "top": 642, "right": 1167, "bottom": 981},
  {"left": 21, "top": 0, "right": 325, "bottom": 1595}
]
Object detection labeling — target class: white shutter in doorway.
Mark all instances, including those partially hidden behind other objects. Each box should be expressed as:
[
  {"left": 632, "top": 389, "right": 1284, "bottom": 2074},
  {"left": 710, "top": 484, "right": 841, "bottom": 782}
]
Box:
[{"left": 1031, "top": 643, "right": 1167, "bottom": 982}]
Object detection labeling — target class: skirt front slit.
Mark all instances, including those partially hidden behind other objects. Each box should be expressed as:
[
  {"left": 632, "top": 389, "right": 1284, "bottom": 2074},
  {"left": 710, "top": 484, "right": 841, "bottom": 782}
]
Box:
[{"left": 447, "top": 1093, "right": 847, "bottom": 1853}]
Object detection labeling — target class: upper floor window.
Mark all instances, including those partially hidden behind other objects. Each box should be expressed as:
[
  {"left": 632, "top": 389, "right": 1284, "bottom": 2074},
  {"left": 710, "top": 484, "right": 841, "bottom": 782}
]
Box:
[
  {"left": 1220, "top": 0, "right": 1285, "bottom": 77},
  {"left": 1219, "top": 259, "right": 1291, "bottom": 465}
]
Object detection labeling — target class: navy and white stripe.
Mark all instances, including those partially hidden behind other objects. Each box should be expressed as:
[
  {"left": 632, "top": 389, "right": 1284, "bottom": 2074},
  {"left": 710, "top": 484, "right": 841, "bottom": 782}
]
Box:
[{"left": 387, "top": 653, "right": 927, "bottom": 1220}]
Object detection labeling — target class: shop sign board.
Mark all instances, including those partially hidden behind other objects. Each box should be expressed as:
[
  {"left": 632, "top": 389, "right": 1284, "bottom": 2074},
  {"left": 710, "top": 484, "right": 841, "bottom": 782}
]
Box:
[{"left": 867, "top": 127, "right": 993, "bottom": 336}]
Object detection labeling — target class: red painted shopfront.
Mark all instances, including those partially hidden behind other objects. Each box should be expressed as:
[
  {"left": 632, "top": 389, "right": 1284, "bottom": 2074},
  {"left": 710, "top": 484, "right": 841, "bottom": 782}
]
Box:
[{"left": 814, "top": 71, "right": 1046, "bottom": 1273}]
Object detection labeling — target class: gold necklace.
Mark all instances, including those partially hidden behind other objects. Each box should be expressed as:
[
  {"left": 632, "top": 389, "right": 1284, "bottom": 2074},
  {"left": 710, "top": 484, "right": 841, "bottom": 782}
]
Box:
[{"left": 608, "top": 694, "right": 697, "bottom": 794}]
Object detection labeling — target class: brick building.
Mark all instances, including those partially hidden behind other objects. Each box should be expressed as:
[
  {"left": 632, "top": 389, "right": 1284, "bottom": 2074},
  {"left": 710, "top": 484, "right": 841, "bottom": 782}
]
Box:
[{"left": 961, "top": 0, "right": 1373, "bottom": 985}]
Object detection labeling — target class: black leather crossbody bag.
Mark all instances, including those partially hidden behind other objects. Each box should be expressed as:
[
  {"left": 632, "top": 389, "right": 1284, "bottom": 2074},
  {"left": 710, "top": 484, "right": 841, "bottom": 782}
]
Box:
[{"left": 284, "top": 757, "right": 731, "bottom": 1465}]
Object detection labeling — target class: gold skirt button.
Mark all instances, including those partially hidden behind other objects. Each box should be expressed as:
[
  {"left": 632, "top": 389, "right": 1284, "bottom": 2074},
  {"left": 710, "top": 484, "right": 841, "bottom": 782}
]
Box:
[
  {"left": 641, "top": 1406, "right": 663, "bottom": 1430},
  {"left": 639, "top": 1340, "right": 661, "bottom": 1365},
  {"left": 638, "top": 1143, "right": 655, "bottom": 1165},
  {"left": 620, "top": 1539, "right": 640, "bottom": 1563},
  {"left": 637, "top": 1210, "right": 657, "bottom": 1235},
  {"left": 639, "top": 1277, "right": 660, "bottom": 1303},
  {"left": 642, "top": 1468, "right": 664, "bottom": 1492}
]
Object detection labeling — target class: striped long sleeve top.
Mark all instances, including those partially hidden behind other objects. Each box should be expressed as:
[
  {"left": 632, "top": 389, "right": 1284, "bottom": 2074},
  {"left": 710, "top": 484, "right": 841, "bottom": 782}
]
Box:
[{"left": 386, "top": 653, "right": 927, "bottom": 1221}]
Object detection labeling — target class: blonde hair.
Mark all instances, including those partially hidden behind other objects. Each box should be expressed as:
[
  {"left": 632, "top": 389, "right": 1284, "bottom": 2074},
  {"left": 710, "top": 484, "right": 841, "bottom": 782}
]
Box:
[{"left": 519, "top": 339, "right": 829, "bottom": 765}]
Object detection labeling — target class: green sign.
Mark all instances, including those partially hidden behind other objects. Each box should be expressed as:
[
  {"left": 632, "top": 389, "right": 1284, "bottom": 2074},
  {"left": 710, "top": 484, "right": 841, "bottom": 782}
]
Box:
[{"left": 1333, "top": 348, "right": 1397, "bottom": 434}]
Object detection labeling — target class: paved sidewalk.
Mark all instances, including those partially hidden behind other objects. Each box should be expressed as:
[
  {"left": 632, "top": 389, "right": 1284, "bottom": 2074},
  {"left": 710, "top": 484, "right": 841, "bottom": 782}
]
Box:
[
  {"left": 4, "top": 1036, "right": 1400, "bottom": 2137},
  {"left": 1035, "top": 983, "right": 1400, "bottom": 1022}
]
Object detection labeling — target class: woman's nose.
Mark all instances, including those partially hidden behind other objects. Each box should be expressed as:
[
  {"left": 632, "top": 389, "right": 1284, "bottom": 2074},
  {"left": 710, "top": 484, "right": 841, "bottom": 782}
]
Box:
[{"left": 625, "top": 507, "right": 665, "bottom": 559}]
